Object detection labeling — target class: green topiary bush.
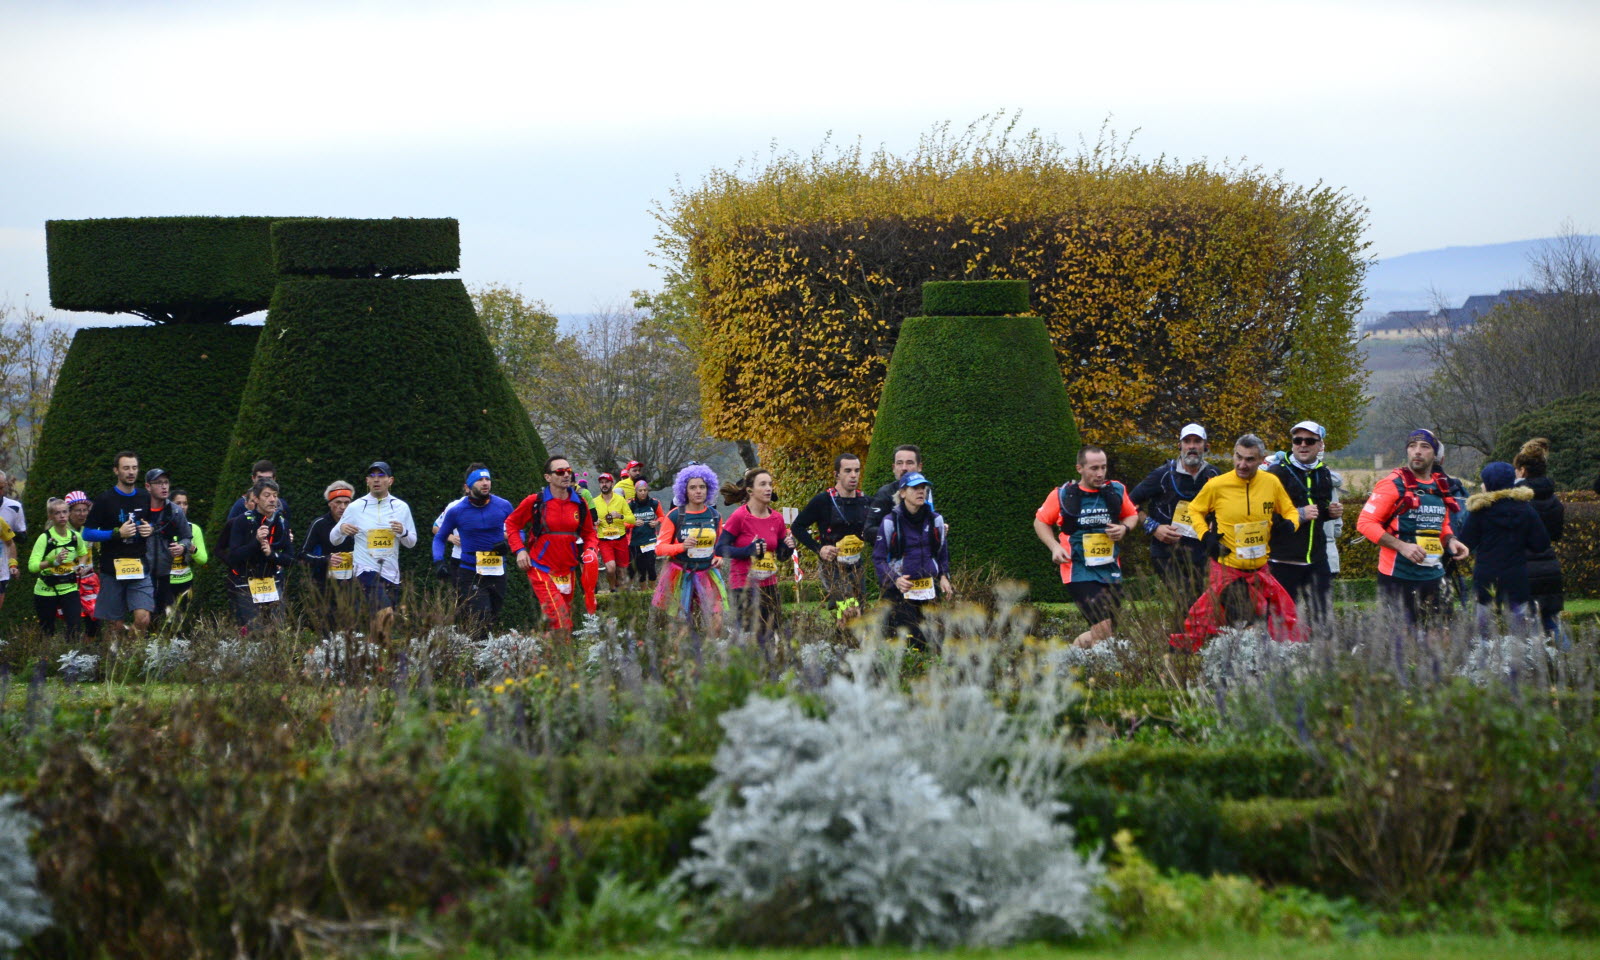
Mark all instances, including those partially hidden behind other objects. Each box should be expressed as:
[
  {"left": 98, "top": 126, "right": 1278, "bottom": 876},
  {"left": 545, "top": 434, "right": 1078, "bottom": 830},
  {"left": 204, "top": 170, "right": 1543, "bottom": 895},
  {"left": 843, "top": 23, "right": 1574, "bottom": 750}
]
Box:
[
  {"left": 271, "top": 217, "right": 461, "bottom": 278},
  {"left": 1489, "top": 389, "right": 1600, "bottom": 491},
  {"left": 24, "top": 324, "right": 263, "bottom": 528},
  {"left": 45, "top": 216, "right": 292, "bottom": 323},
  {"left": 215, "top": 276, "right": 547, "bottom": 619},
  {"left": 863, "top": 280, "right": 1080, "bottom": 601},
  {"left": 919, "top": 279, "right": 1030, "bottom": 317}
]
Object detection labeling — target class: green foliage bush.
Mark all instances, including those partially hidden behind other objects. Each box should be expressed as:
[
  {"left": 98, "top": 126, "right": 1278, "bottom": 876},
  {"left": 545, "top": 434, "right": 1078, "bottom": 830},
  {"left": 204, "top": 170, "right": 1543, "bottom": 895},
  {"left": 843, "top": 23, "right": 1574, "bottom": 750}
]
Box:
[
  {"left": 1490, "top": 390, "right": 1600, "bottom": 491},
  {"left": 270, "top": 217, "right": 461, "bottom": 278},
  {"left": 1555, "top": 495, "right": 1600, "bottom": 598},
  {"left": 864, "top": 280, "right": 1080, "bottom": 601},
  {"left": 24, "top": 324, "right": 262, "bottom": 528},
  {"left": 45, "top": 216, "right": 289, "bottom": 323},
  {"left": 215, "top": 278, "right": 547, "bottom": 605}
]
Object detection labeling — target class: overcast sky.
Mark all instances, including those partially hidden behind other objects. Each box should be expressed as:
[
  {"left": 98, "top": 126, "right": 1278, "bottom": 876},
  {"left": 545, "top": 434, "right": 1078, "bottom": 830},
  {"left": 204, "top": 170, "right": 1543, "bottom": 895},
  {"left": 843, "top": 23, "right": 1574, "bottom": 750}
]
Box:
[{"left": 3, "top": 0, "right": 1596, "bottom": 320}]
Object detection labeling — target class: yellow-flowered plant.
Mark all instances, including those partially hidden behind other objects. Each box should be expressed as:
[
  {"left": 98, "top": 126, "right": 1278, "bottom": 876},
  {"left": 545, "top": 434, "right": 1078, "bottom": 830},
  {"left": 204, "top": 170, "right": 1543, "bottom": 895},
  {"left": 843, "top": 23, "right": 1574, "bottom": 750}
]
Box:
[{"left": 653, "top": 116, "right": 1370, "bottom": 478}]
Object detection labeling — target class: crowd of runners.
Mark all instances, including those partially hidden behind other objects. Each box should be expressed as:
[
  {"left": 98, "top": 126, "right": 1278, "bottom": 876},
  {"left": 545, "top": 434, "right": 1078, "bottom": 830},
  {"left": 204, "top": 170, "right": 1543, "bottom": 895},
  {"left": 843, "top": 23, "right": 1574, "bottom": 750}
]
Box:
[{"left": 4, "top": 423, "right": 1588, "bottom": 649}]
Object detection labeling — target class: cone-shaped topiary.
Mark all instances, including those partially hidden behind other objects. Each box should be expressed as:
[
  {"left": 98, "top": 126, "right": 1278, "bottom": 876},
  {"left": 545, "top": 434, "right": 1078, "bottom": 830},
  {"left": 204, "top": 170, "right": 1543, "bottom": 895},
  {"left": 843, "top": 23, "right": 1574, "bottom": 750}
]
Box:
[
  {"left": 25, "top": 324, "right": 264, "bottom": 528},
  {"left": 863, "top": 280, "right": 1080, "bottom": 600},
  {"left": 215, "top": 269, "right": 548, "bottom": 620}
]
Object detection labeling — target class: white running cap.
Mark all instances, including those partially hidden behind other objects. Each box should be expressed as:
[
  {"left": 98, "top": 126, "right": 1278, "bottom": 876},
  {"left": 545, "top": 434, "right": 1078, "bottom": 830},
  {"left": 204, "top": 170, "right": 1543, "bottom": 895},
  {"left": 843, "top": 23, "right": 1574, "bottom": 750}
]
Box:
[
  {"left": 1291, "top": 420, "right": 1326, "bottom": 439},
  {"left": 1179, "top": 423, "right": 1207, "bottom": 440}
]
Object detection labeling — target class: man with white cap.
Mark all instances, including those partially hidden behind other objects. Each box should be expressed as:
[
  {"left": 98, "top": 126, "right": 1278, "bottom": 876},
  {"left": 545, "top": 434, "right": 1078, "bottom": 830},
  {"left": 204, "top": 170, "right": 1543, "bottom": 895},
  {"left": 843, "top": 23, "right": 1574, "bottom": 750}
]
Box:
[
  {"left": 1130, "top": 423, "right": 1219, "bottom": 604},
  {"left": 1265, "top": 421, "right": 1342, "bottom": 622}
]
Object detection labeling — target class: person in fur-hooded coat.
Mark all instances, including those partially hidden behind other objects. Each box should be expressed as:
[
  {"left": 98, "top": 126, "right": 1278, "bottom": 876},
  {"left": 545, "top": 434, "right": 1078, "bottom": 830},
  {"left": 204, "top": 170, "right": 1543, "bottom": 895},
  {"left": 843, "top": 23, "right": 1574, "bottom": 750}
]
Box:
[{"left": 1456, "top": 461, "right": 1551, "bottom": 619}]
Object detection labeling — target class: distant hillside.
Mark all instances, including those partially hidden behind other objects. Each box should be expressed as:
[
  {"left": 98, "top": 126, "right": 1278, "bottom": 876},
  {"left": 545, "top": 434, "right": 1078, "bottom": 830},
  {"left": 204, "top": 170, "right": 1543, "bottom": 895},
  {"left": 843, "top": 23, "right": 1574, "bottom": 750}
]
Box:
[{"left": 1362, "top": 236, "right": 1596, "bottom": 317}]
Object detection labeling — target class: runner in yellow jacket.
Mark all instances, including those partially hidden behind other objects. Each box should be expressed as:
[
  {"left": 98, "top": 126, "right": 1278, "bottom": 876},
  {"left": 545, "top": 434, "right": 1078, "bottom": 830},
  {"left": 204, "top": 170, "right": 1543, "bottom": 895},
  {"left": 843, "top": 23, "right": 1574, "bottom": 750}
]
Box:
[{"left": 1173, "top": 433, "right": 1308, "bottom": 649}]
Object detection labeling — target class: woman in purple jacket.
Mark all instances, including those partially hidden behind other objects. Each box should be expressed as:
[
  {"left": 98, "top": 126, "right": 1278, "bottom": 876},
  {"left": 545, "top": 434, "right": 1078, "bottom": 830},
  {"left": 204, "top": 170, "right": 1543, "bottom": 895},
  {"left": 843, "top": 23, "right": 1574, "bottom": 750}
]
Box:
[{"left": 871, "top": 472, "right": 950, "bottom": 651}]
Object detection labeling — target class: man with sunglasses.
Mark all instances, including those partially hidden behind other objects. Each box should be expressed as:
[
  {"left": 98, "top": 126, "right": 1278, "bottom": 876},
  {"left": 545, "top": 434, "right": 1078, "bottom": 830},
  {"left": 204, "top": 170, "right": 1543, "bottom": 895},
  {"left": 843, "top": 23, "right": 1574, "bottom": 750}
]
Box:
[
  {"left": 506, "top": 456, "right": 597, "bottom": 639},
  {"left": 1265, "top": 421, "right": 1342, "bottom": 622}
]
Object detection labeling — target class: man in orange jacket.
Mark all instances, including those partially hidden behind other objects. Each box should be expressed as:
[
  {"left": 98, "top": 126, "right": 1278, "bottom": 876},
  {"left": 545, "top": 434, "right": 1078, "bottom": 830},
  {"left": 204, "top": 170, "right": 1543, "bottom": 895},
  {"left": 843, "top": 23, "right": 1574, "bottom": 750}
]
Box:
[{"left": 1356, "top": 429, "right": 1470, "bottom": 625}]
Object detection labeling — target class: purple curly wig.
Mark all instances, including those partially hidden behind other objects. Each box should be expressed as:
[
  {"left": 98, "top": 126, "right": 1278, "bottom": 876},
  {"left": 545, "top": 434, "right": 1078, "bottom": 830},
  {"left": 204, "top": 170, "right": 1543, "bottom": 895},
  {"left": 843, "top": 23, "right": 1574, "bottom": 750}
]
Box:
[{"left": 672, "top": 463, "right": 721, "bottom": 507}]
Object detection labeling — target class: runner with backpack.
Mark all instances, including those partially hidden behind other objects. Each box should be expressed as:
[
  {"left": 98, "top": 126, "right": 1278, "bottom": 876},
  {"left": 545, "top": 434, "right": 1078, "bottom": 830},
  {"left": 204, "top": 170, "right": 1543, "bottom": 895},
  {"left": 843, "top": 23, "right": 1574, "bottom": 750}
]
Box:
[
  {"left": 1130, "top": 424, "right": 1219, "bottom": 610},
  {"left": 1033, "top": 445, "right": 1139, "bottom": 648},
  {"left": 506, "top": 455, "right": 597, "bottom": 641},
  {"left": 1356, "top": 429, "right": 1471, "bottom": 626},
  {"left": 652, "top": 462, "right": 728, "bottom": 637},
  {"left": 1170, "top": 434, "right": 1306, "bottom": 650},
  {"left": 871, "top": 471, "right": 950, "bottom": 651}
]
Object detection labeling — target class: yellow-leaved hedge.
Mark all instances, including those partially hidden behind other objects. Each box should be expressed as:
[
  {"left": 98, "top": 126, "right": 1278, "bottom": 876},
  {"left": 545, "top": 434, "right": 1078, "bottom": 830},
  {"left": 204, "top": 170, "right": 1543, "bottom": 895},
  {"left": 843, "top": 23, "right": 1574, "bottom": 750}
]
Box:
[{"left": 655, "top": 120, "right": 1370, "bottom": 481}]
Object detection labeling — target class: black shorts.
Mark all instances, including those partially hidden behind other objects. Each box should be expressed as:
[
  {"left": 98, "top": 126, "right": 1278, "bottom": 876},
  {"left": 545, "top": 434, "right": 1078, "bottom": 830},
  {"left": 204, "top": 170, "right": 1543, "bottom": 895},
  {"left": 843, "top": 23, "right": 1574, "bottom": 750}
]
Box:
[
  {"left": 1378, "top": 573, "right": 1445, "bottom": 624},
  {"left": 1068, "top": 580, "right": 1123, "bottom": 625},
  {"left": 357, "top": 571, "right": 402, "bottom": 611}
]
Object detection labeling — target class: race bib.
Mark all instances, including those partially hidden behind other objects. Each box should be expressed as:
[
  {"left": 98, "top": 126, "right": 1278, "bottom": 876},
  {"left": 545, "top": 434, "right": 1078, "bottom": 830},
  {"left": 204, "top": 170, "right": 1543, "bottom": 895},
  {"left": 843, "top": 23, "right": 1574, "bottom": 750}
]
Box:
[
  {"left": 475, "top": 551, "right": 505, "bottom": 576},
  {"left": 1082, "top": 532, "right": 1116, "bottom": 566},
  {"left": 367, "top": 528, "right": 396, "bottom": 554},
  {"left": 750, "top": 551, "right": 778, "bottom": 580},
  {"left": 171, "top": 556, "right": 189, "bottom": 574},
  {"left": 905, "top": 576, "right": 936, "bottom": 601},
  {"left": 835, "top": 534, "right": 864, "bottom": 565},
  {"left": 248, "top": 576, "right": 279, "bottom": 604},
  {"left": 686, "top": 528, "right": 716, "bottom": 560},
  {"left": 114, "top": 558, "right": 144, "bottom": 581},
  {"left": 1415, "top": 532, "right": 1444, "bottom": 566},
  {"left": 639, "top": 542, "right": 656, "bottom": 553},
  {"left": 330, "top": 552, "right": 355, "bottom": 580},
  {"left": 1171, "top": 500, "right": 1198, "bottom": 539},
  {"left": 553, "top": 573, "right": 573, "bottom": 596},
  {"left": 1233, "top": 520, "right": 1269, "bottom": 560}
]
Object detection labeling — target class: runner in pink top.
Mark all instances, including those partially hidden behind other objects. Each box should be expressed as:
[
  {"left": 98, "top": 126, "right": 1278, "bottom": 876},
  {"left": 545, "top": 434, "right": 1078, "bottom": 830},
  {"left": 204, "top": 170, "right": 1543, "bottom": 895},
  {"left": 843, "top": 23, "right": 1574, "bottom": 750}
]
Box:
[{"left": 715, "top": 468, "right": 795, "bottom": 647}]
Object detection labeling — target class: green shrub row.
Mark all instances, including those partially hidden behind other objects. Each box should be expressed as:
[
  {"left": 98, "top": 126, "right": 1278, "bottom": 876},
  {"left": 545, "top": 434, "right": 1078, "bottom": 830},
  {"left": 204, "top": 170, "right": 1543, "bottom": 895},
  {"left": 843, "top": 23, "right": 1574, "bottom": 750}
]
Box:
[
  {"left": 559, "top": 794, "right": 1344, "bottom": 897},
  {"left": 45, "top": 216, "right": 291, "bottom": 322},
  {"left": 270, "top": 217, "right": 460, "bottom": 278},
  {"left": 550, "top": 739, "right": 1317, "bottom": 824}
]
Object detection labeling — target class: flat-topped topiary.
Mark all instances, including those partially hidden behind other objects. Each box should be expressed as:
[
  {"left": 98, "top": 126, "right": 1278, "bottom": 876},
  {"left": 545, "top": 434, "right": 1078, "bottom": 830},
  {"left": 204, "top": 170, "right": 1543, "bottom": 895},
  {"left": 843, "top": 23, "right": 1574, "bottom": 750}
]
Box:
[
  {"left": 45, "top": 216, "right": 297, "bottom": 323},
  {"left": 864, "top": 279, "right": 1080, "bottom": 600},
  {"left": 920, "top": 279, "right": 1031, "bottom": 317},
  {"left": 270, "top": 217, "right": 461, "bottom": 278}
]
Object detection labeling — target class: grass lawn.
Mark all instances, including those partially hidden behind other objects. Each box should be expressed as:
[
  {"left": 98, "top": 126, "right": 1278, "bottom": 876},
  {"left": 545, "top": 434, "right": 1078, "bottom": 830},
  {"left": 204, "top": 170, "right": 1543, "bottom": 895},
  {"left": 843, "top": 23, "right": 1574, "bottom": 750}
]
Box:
[{"left": 469, "top": 934, "right": 1596, "bottom": 960}]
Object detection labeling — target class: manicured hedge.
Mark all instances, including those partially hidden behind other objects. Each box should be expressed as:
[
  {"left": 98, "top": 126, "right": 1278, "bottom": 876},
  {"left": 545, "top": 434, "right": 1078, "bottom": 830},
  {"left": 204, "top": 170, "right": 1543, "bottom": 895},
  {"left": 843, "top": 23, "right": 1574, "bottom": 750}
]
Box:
[
  {"left": 24, "top": 324, "right": 263, "bottom": 528},
  {"left": 564, "top": 760, "right": 1343, "bottom": 892},
  {"left": 921, "top": 279, "right": 1029, "bottom": 316},
  {"left": 46, "top": 217, "right": 290, "bottom": 322},
  {"left": 1489, "top": 390, "right": 1600, "bottom": 491},
  {"left": 864, "top": 280, "right": 1080, "bottom": 601},
  {"left": 215, "top": 277, "right": 547, "bottom": 622},
  {"left": 271, "top": 218, "right": 461, "bottom": 278},
  {"left": 1076, "top": 743, "right": 1316, "bottom": 800}
]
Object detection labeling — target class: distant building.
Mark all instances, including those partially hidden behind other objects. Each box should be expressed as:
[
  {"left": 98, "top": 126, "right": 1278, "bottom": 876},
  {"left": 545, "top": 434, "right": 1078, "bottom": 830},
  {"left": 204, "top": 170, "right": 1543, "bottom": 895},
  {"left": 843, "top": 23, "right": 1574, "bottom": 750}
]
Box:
[{"left": 1364, "top": 289, "right": 1536, "bottom": 339}]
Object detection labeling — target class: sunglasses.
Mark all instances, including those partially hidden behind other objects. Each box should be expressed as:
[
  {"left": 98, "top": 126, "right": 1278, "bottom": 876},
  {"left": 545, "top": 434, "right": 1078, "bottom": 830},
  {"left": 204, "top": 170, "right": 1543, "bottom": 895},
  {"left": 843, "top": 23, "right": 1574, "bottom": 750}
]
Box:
[
  {"left": 1291, "top": 437, "right": 1321, "bottom": 446},
  {"left": 548, "top": 467, "right": 573, "bottom": 476}
]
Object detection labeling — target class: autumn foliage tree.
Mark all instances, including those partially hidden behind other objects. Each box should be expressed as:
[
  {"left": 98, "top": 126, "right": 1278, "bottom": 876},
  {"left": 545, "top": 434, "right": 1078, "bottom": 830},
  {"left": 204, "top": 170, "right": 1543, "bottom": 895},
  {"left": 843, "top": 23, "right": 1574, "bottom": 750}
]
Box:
[{"left": 655, "top": 117, "right": 1369, "bottom": 480}]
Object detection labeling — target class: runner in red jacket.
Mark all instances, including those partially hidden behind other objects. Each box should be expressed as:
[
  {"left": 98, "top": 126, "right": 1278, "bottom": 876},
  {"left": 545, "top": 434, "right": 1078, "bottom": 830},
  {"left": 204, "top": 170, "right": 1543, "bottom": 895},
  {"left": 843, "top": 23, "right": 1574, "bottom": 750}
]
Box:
[{"left": 506, "top": 456, "right": 597, "bottom": 639}]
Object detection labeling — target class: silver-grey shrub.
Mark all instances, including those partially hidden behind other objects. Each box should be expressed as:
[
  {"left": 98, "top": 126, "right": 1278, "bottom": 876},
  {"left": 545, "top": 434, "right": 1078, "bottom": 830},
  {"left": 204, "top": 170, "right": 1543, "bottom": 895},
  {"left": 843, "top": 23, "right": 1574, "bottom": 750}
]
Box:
[
  {"left": 678, "top": 645, "right": 1104, "bottom": 947},
  {"left": 0, "top": 796, "right": 49, "bottom": 956}
]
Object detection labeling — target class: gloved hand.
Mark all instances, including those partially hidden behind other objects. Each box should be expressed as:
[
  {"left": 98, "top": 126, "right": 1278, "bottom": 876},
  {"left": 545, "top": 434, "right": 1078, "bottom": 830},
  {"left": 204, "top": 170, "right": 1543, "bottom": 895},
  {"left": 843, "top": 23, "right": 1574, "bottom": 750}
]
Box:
[
  {"left": 433, "top": 559, "right": 453, "bottom": 581},
  {"left": 1202, "top": 530, "right": 1230, "bottom": 560}
]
